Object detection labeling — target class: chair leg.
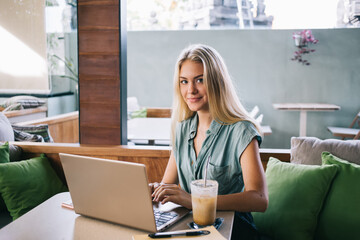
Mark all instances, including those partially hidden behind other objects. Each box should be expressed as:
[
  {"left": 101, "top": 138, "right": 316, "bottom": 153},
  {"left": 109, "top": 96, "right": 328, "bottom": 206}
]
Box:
[
  {"left": 354, "top": 130, "right": 360, "bottom": 140},
  {"left": 349, "top": 112, "right": 360, "bottom": 128}
]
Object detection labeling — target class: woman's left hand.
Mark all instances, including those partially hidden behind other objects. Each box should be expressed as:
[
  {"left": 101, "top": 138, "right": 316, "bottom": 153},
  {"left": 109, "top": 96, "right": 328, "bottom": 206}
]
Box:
[{"left": 152, "top": 184, "right": 192, "bottom": 209}]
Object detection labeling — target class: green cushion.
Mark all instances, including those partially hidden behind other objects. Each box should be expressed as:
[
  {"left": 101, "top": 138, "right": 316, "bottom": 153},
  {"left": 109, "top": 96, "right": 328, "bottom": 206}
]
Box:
[
  {"left": 0, "top": 142, "right": 10, "bottom": 164},
  {"left": 0, "top": 142, "right": 10, "bottom": 163},
  {"left": 315, "top": 152, "right": 360, "bottom": 240},
  {"left": 253, "top": 157, "right": 338, "bottom": 240},
  {"left": 130, "top": 108, "right": 147, "bottom": 119},
  {"left": 0, "top": 154, "right": 68, "bottom": 220},
  {"left": 0, "top": 142, "right": 10, "bottom": 211}
]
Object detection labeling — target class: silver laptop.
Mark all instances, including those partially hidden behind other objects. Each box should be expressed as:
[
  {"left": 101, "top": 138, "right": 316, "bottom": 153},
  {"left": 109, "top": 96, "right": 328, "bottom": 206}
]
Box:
[{"left": 59, "top": 153, "right": 190, "bottom": 232}]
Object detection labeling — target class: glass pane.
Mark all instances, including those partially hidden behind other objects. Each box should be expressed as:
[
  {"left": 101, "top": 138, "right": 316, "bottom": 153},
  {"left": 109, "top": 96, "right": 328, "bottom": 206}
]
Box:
[
  {"left": 0, "top": 0, "right": 49, "bottom": 93},
  {"left": 0, "top": 0, "right": 78, "bottom": 103},
  {"left": 127, "top": 0, "right": 360, "bottom": 30},
  {"left": 45, "top": 0, "right": 78, "bottom": 115},
  {"left": 0, "top": 0, "right": 78, "bottom": 143}
]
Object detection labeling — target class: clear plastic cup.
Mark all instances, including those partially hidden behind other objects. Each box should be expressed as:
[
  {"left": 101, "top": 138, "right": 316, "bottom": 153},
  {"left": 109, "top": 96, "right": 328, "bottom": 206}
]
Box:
[{"left": 190, "top": 179, "right": 218, "bottom": 226}]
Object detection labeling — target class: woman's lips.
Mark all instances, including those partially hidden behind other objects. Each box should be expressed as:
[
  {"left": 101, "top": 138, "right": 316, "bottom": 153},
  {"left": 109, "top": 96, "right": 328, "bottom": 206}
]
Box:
[{"left": 187, "top": 97, "right": 202, "bottom": 103}]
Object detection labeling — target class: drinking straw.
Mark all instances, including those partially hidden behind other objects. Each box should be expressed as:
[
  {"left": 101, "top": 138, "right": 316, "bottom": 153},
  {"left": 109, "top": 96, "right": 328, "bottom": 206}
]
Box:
[{"left": 204, "top": 155, "right": 211, "bottom": 187}]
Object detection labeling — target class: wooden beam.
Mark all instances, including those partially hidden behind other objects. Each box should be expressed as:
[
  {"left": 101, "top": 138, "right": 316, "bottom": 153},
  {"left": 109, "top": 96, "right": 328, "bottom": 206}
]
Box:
[
  {"left": 78, "top": 0, "right": 127, "bottom": 144},
  {"left": 13, "top": 142, "right": 290, "bottom": 184}
]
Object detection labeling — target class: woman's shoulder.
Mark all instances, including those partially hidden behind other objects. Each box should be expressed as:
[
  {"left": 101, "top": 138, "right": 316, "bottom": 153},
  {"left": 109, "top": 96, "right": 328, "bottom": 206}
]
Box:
[
  {"left": 229, "top": 120, "right": 262, "bottom": 145},
  {"left": 229, "top": 119, "right": 257, "bottom": 131}
]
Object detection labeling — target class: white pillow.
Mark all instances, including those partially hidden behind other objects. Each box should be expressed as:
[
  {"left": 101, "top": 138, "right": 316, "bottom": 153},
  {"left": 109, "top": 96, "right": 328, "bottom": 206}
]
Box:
[
  {"left": 291, "top": 137, "right": 360, "bottom": 165},
  {"left": 0, "top": 112, "right": 14, "bottom": 141}
]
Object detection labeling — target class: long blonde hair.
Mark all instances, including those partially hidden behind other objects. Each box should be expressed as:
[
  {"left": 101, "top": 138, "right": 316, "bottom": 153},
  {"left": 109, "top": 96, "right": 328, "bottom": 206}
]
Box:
[{"left": 171, "top": 44, "right": 262, "bottom": 147}]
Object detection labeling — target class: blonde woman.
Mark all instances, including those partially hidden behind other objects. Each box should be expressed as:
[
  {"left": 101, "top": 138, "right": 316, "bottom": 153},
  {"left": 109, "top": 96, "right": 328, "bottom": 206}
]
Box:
[{"left": 151, "top": 44, "right": 268, "bottom": 239}]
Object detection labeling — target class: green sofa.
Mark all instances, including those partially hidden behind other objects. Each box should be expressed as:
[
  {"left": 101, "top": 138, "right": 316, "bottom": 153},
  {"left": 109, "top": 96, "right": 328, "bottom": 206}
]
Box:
[
  {"left": 253, "top": 137, "right": 360, "bottom": 240},
  {"left": 0, "top": 142, "right": 67, "bottom": 228},
  {"left": 1, "top": 136, "right": 359, "bottom": 240}
]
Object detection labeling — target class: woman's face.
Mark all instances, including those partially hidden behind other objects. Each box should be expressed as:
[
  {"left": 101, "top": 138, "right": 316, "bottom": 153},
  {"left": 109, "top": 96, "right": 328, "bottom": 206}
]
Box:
[{"left": 179, "top": 60, "right": 209, "bottom": 113}]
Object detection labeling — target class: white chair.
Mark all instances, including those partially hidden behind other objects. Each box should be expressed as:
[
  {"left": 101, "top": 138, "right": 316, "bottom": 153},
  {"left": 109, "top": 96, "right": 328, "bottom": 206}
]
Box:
[
  {"left": 255, "top": 114, "right": 263, "bottom": 124},
  {"left": 127, "top": 97, "right": 140, "bottom": 113},
  {"left": 248, "top": 106, "right": 272, "bottom": 136},
  {"left": 249, "top": 105, "right": 259, "bottom": 118},
  {"left": 327, "top": 111, "right": 360, "bottom": 140}
]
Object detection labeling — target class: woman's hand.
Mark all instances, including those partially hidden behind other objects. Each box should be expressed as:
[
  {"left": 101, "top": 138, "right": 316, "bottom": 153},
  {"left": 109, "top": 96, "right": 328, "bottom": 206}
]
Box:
[
  {"left": 152, "top": 183, "right": 192, "bottom": 209},
  {"left": 148, "top": 182, "right": 161, "bottom": 194}
]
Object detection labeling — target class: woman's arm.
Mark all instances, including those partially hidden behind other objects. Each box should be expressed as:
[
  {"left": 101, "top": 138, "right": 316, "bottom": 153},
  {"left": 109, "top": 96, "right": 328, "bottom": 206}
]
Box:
[
  {"left": 151, "top": 151, "right": 192, "bottom": 209},
  {"left": 161, "top": 151, "right": 179, "bottom": 184},
  {"left": 217, "top": 138, "right": 268, "bottom": 212},
  {"left": 149, "top": 151, "right": 178, "bottom": 193},
  {"left": 149, "top": 151, "right": 178, "bottom": 196}
]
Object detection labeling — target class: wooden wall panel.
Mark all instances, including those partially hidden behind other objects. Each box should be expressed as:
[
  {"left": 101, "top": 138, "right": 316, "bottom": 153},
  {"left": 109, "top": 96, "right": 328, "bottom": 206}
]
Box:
[
  {"left": 79, "top": 78, "right": 120, "bottom": 102},
  {"left": 16, "top": 111, "right": 79, "bottom": 143},
  {"left": 121, "top": 156, "right": 169, "bottom": 183},
  {"left": 14, "top": 142, "right": 291, "bottom": 185},
  {"left": 78, "top": 55, "right": 119, "bottom": 76},
  {"left": 49, "top": 119, "right": 79, "bottom": 143},
  {"left": 78, "top": 3, "right": 119, "bottom": 29},
  {"left": 78, "top": 0, "right": 125, "bottom": 144},
  {"left": 80, "top": 126, "right": 121, "bottom": 145},
  {"left": 78, "top": 30, "right": 119, "bottom": 53},
  {"left": 80, "top": 102, "right": 120, "bottom": 126}
]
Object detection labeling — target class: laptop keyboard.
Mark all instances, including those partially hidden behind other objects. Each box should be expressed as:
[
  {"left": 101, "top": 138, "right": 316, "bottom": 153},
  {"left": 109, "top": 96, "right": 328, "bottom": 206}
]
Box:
[{"left": 154, "top": 210, "right": 178, "bottom": 227}]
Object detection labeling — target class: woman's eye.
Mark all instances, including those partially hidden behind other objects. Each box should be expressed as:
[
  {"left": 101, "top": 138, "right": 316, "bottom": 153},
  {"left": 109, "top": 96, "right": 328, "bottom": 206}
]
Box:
[
  {"left": 196, "top": 78, "right": 203, "bottom": 83},
  {"left": 180, "top": 80, "right": 188, "bottom": 84}
]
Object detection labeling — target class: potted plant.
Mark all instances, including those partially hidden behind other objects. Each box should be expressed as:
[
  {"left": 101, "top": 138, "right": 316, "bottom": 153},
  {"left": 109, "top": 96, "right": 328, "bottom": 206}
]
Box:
[{"left": 291, "top": 30, "right": 319, "bottom": 65}]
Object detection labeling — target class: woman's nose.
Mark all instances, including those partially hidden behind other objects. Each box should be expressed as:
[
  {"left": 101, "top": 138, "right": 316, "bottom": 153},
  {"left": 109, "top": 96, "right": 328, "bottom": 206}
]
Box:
[{"left": 188, "top": 82, "right": 197, "bottom": 93}]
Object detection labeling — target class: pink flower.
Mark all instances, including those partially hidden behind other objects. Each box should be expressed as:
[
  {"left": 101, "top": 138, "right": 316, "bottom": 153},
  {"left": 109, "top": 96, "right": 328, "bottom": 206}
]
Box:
[{"left": 291, "top": 29, "right": 318, "bottom": 66}]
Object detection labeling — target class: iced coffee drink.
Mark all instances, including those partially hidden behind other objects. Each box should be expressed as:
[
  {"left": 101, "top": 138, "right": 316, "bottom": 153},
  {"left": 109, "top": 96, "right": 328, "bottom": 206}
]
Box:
[{"left": 191, "top": 179, "right": 218, "bottom": 226}]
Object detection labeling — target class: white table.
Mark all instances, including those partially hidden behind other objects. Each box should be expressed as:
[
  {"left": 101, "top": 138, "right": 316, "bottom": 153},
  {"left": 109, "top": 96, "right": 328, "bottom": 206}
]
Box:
[
  {"left": 128, "top": 118, "right": 272, "bottom": 145},
  {"left": 0, "top": 192, "right": 234, "bottom": 240},
  {"left": 273, "top": 103, "right": 341, "bottom": 137},
  {"left": 128, "top": 118, "right": 171, "bottom": 145}
]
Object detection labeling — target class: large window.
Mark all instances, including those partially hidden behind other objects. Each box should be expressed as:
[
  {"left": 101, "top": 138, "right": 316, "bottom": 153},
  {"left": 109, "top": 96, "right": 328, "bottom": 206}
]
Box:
[
  {"left": 126, "top": 0, "right": 360, "bottom": 149},
  {"left": 127, "top": 0, "right": 360, "bottom": 31},
  {"left": 0, "top": 0, "right": 78, "bottom": 117},
  {"left": 0, "top": 0, "right": 49, "bottom": 94},
  {"left": 46, "top": 0, "right": 78, "bottom": 97}
]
